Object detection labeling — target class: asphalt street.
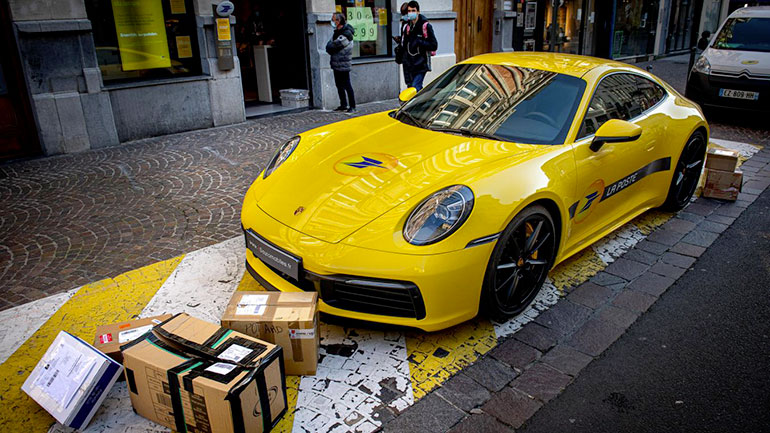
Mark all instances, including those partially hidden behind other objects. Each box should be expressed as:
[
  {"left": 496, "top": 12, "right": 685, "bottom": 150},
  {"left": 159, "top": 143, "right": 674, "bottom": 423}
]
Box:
[{"left": 521, "top": 184, "right": 770, "bottom": 432}]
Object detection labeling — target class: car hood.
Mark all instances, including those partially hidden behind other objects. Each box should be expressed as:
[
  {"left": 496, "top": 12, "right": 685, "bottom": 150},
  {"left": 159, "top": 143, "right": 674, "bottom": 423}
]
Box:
[
  {"left": 705, "top": 48, "right": 770, "bottom": 76},
  {"left": 255, "top": 112, "right": 536, "bottom": 243}
]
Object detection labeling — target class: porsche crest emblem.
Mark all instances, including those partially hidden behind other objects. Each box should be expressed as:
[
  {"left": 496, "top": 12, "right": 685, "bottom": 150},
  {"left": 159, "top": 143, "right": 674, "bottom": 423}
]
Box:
[{"left": 294, "top": 206, "right": 305, "bottom": 216}]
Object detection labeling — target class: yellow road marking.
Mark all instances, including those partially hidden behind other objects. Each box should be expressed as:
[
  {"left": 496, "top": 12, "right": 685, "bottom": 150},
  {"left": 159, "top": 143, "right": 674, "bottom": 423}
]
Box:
[
  {"left": 0, "top": 256, "right": 183, "bottom": 431},
  {"left": 551, "top": 248, "right": 606, "bottom": 293},
  {"left": 237, "top": 270, "right": 266, "bottom": 292},
  {"left": 633, "top": 210, "right": 672, "bottom": 236},
  {"left": 406, "top": 319, "right": 497, "bottom": 400}
]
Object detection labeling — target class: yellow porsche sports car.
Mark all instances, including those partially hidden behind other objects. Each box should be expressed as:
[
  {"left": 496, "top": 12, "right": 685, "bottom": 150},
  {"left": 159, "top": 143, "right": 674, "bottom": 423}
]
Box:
[{"left": 241, "top": 52, "right": 708, "bottom": 332}]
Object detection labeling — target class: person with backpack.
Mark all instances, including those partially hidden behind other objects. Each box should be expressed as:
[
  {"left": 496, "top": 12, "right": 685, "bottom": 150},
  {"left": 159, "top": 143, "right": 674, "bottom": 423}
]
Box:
[
  {"left": 399, "top": 1, "right": 437, "bottom": 91},
  {"left": 326, "top": 12, "right": 356, "bottom": 113},
  {"left": 393, "top": 3, "right": 410, "bottom": 83}
]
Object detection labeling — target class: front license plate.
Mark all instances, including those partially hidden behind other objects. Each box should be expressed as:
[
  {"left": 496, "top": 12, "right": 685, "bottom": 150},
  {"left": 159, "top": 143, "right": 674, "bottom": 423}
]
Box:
[
  {"left": 719, "top": 88, "right": 759, "bottom": 100},
  {"left": 245, "top": 230, "right": 301, "bottom": 281}
]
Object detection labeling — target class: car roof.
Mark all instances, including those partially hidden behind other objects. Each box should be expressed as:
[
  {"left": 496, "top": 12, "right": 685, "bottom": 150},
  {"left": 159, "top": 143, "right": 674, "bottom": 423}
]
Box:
[
  {"left": 459, "top": 52, "right": 628, "bottom": 78},
  {"left": 728, "top": 6, "right": 770, "bottom": 18}
]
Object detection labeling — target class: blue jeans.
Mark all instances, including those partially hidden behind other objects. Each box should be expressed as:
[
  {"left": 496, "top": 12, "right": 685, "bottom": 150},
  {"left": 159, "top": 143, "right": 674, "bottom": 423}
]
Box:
[{"left": 404, "top": 69, "right": 426, "bottom": 91}]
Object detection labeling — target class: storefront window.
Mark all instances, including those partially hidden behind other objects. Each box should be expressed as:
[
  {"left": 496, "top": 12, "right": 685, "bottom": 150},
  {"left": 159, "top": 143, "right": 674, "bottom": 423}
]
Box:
[
  {"left": 334, "top": 0, "right": 392, "bottom": 58},
  {"left": 611, "top": 0, "right": 659, "bottom": 58},
  {"left": 543, "top": 0, "right": 581, "bottom": 54},
  {"left": 85, "top": 0, "right": 202, "bottom": 84},
  {"left": 666, "top": 0, "right": 695, "bottom": 52}
]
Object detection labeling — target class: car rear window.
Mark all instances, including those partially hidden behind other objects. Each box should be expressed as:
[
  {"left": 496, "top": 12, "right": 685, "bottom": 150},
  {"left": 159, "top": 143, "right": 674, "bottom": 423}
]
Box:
[{"left": 713, "top": 17, "right": 770, "bottom": 52}]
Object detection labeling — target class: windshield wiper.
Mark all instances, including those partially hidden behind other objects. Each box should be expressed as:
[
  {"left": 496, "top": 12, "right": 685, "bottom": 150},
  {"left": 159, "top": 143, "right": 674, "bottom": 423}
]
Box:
[
  {"left": 396, "top": 110, "right": 425, "bottom": 128},
  {"left": 429, "top": 127, "right": 504, "bottom": 141}
]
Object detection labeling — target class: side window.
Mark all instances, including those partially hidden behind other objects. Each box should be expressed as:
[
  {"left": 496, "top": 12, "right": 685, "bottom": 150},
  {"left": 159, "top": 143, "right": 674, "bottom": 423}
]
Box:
[
  {"left": 632, "top": 76, "right": 666, "bottom": 111},
  {"left": 580, "top": 74, "right": 637, "bottom": 138},
  {"left": 579, "top": 74, "right": 666, "bottom": 138}
]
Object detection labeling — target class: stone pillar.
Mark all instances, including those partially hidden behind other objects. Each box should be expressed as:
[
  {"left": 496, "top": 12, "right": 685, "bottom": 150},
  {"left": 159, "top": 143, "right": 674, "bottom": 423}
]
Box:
[
  {"left": 492, "top": 0, "right": 515, "bottom": 53},
  {"left": 9, "top": 0, "right": 119, "bottom": 155}
]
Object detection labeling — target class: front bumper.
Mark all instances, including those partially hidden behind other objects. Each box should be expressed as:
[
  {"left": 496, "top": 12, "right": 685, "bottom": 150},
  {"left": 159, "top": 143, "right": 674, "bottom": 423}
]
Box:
[
  {"left": 686, "top": 70, "right": 770, "bottom": 112},
  {"left": 241, "top": 204, "right": 496, "bottom": 332}
]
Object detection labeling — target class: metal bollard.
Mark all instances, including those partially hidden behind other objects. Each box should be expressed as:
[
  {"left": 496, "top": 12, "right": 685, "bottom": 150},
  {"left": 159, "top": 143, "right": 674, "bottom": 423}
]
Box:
[{"left": 687, "top": 46, "right": 697, "bottom": 81}]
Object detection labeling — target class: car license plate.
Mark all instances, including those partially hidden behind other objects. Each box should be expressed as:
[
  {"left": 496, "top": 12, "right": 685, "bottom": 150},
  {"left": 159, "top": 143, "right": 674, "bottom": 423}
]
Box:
[
  {"left": 719, "top": 88, "right": 759, "bottom": 100},
  {"left": 245, "top": 230, "right": 301, "bottom": 281}
]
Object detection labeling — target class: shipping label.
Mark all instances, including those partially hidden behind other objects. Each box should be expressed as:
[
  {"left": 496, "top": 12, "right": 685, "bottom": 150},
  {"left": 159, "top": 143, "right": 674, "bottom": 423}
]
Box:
[
  {"left": 289, "top": 328, "right": 315, "bottom": 339},
  {"left": 118, "top": 325, "right": 153, "bottom": 343},
  {"left": 204, "top": 362, "right": 237, "bottom": 375},
  {"left": 235, "top": 294, "right": 269, "bottom": 316},
  {"left": 217, "top": 344, "right": 252, "bottom": 363}
]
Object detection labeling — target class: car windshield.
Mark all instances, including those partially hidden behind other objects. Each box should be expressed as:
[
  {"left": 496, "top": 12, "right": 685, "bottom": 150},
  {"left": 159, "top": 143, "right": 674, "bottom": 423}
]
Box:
[
  {"left": 395, "top": 64, "right": 586, "bottom": 145},
  {"left": 713, "top": 17, "right": 770, "bottom": 52}
]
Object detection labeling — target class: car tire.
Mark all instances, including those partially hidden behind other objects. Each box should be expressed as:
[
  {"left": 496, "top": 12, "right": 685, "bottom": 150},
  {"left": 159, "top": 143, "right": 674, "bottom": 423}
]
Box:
[
  {"left": 480, "top": 205, "right": 556, "bottom": 322},
  {"left": 661, "top": 130, "right": 707, "bottom": 211}
]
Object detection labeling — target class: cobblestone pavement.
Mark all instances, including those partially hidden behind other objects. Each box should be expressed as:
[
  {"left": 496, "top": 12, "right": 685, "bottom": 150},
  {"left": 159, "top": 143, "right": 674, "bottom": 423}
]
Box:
[{"left": 0, "top": 102, "right": 397, "bottom": 310}]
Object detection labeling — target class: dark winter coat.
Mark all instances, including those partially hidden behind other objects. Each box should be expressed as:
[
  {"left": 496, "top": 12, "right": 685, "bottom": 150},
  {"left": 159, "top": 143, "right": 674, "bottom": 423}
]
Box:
[
  {"left": 401, "top": 14, "right": 438, "bottom": 74},
  {"left": 326, "top": 24, "right": 354, "bottom": 72}
]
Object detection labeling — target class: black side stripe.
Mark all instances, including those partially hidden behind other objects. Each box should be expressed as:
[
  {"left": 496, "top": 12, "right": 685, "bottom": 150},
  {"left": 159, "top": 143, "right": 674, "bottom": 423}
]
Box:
[{"left": 600, "top": 157, "right": 671, "bottom": 201}]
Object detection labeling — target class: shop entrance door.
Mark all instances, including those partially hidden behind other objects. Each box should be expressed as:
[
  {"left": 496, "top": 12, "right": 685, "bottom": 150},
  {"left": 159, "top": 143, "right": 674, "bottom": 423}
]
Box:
[
  {"left": 233, "top": 0, "right": 311, "bottom": 116},
  {"left": 0, "top": 2, "right": 39, "bottom": 160},
  {"left": 454, "top": 0, "right": 494, "bottom": 62}
]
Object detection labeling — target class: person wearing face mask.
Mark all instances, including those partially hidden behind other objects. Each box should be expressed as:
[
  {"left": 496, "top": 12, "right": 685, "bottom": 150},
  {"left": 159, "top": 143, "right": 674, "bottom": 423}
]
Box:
[
  {"left": 399, "top": 1, "right": 437, "bottom": 92},
  {"left": 393, "top": 3, "right": 409, "bottom": 72},
  {"left": 325, "top": 12, "right": 356, "bottom": 113}
]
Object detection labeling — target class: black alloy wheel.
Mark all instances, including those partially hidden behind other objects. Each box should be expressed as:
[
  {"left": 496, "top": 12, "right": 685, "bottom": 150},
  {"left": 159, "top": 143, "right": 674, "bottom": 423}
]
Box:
[
  {"left": 481, "top": 205, "right": 556, "bottom": 321},
  {"left": 662, "top": 131, "right": 707, "bottom": 211}
]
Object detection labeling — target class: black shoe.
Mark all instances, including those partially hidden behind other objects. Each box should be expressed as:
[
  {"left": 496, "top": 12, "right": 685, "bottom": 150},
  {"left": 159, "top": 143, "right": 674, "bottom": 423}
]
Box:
[
  {"left": 334, "top": 106, "right": 347, "bottom": 111},
  {"left": 346, "top": 107, "right": 356, "bottom": 113}
]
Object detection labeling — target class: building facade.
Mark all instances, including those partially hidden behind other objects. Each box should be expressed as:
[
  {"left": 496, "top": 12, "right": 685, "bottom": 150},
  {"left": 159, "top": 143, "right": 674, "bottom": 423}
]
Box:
[
  {"left": 1, "top": 0, "right": 731, "bottom": 160},
  {"left": 1, "top": 0, "right": 470, "bottom": 160}
]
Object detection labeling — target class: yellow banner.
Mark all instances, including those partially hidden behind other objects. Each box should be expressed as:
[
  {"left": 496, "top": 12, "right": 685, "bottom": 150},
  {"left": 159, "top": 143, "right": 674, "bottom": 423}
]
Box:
[
  {"left": 216, "top": 17, "right": 231, "bottom": 41},
  {"left": 169, "top": 0, "right": 185, "bottom": 14},
  {"left": 378, "top": 8, "right": 387, "bottom": 26},
  {"left": 176, "top": 35, "right": 192, "bottom": 58},
  {"left": 111, "top": 0, "right": 171, "bottom": 71}
]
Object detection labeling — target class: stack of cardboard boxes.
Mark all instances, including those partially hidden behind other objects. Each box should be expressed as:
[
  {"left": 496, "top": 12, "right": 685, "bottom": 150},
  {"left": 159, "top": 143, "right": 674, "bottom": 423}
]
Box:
[
  {"left": 703, "top": 148, "right": 742, "bottom": 201},
  {"left": 23, "top": 290, "right": 320, "bottom": 432}
]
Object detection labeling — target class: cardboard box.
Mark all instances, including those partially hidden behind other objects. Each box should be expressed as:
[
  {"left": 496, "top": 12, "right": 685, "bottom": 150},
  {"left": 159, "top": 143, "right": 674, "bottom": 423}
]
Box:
[
  {"left": 703, "top": 168, "right": 743, "bottom": 201},
  {"left": 93, "top": 314, "right": 173, "bottom": 364},
  {"left": 221, "top": 292, "right": 319, "bottom": 376},
  {"left": 706, "top": 148, "right": 739, "bottom": 172},
  {"left": 121, "top": 313, "right": 286, "bottom": 433},
  {"left": 22, "top": 331, "right": 123, "bottom": 430}
]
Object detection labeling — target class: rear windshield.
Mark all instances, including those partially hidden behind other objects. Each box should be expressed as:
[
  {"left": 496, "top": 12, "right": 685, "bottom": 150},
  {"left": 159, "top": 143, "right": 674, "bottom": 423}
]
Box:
[{"left": 713, "top": 17, "right": 770, "bottom": 52}]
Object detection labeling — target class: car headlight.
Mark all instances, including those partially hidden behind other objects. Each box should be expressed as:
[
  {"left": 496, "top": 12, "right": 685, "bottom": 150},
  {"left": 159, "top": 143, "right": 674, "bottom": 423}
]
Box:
[
  {"left": 692, "top": 56, "right": 711, "bottom": 75},
  {"left": 263, "top": 136, "right": 300, "bottom": 179},
  {"left": 403, "top": 185, "right": 474, "bottom": 246}
]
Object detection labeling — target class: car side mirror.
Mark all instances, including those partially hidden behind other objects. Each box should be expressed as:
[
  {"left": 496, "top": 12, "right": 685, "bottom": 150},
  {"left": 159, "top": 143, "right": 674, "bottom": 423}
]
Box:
[
  {"left": 399, "top": 87, "right": 418, "bottom": 104},
  {"left": 590, "top": 119, "right": 643, "bottom": 152}
]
